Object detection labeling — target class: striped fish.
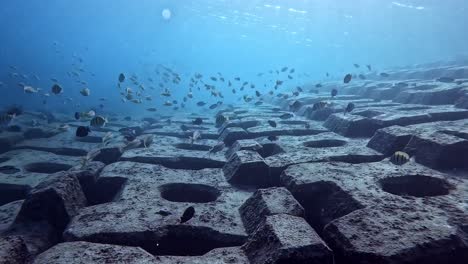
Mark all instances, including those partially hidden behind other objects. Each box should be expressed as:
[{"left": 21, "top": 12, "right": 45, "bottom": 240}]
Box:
[
  {"left": 390, "top": 151, "right": 410, "bottom": 165},
  {"left": 90, "top": 116, "right": 107, "bottom": 127}
]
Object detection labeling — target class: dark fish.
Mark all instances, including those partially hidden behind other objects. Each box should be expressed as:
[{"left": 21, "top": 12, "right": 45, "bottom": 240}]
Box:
[
  {"left": 353, "top": 64, "right": 360, "bottom": 68},
  {"left": 343, "top": 74, "right": 352, "bottom": 84},
  {"left": 118, "top": 73, "right": 125, "bottom": 82},
  {"left": 436, "top": 77, "right": 455, "bottom": 83},
  {"left": 255, "top": 91, "right": 261, "bottom": 97},
  {"left": 358, "top": 74, "right": 366, "bottom": 80},
  {"left": 51, "top": 84, "right": 63, "bottom": 94},
  {"left": 281, "top": 67, "right": 288, "bottom": 72},
  {"left": 366, "top": 65, "right": 372, "bottom": 71},
  {"left": 192, "top": 118, "right": 203, "bottom": 125},
  {"left": 267, "top": 135, "right": 278, "bottom": 141},
  {"left": 288, "top": 75, "right": 293, "bottom": 79},
  {"left": 268, "top": 120, "right": 277, "bottom": 127},
  {"left": 197, "top": 101, "right": 206, "bottom": 106},
  {"left": 74, "top": 112, "right": 80, "bottom": 120},
  {"left": 331, "top": 89, "right": 338, "bottom": 97},
  {"left": 254, "top": 101, "right": 263, "bottom": 106},
  {"left": 210, "top": 77, "right": 218, "bottom": 81},
  {"left": 90, "top": 116, "right": 107, "bottom": 127},
  {"left": 75, "top": 126, "right": 90, "bottom": 137},
  {"left": 380, "top": 72, "right": 390, "bottom": 77},
  {"left": 290, "top": 68, "right": 295, "bottom": 74},
  {"left": 315, "top": 83, "right": 322, "bottom": 88},
  {"left": 209, "top": 103, "right": 219, "bottom": 109},
  {"left": 345, "top": 102, "right": 355, "bottom": 114},
  {"left": 180, "top": 124, "right": 190, "bottom": 131},
  {"left": 124, "top": 116, "right": 131, "bottom": 121},
  {"left": 234, "top": 77, "right": 240, "bottom": 81},
  {"left": 390, "top": 151, "right": 410, "bottom": 165},
  {"left": 180, "top": 206, "right": 195, "bottom": 223}
]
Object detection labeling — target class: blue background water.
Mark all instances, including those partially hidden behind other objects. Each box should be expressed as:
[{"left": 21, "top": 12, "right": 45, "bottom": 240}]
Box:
[{"left": 1, "top": 0, "right": 467, "bottom": 115}]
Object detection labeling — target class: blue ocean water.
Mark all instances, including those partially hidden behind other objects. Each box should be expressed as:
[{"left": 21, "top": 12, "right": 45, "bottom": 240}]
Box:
[{"left": 1, "top": 0, "right": 467, "bottom": 114}]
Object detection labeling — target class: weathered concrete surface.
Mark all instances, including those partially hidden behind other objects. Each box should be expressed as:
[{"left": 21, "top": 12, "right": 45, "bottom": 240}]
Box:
[
  {"left": 33, "top": 241, "right": 157, "bottom": 264},
  {"left": 281, "top": 161, "right": 468, "bottom": 263},
  {"left": 34, "top": 241, "right": 249, "bottom": 264},
  {"left": 0, "top": 149, "right": 80, "bottom": 206},
  {"left": 223, "top": 150, "right": 271, "bottom": 188},
  {"left": 1, "top": 62, "right": 468, "bottom": 263},
  {"left": 368, "top": 119, "right": 468, "bottom": 170},
  {"left": 63, "top": 162, "right": 250, "bottom": 256},
  {"left": 120, "top": 135, "right": 226, "bottom": 169},
  {"left": 0, "top": 235, "right": 29, "bottom": 264},
  {"left": 242, "top": 214, "right": 333, "bottom": 264},
  {"left": 239, "top": 187, "right": 304, "bottom": 234}
]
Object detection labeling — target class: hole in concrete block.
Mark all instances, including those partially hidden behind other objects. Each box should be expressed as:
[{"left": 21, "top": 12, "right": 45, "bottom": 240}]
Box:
[
  {"left": 289, "top": 181, "right": 364, "bottom": 235},
  {"left": 159, "top": 183, "right": 220, "bottom": 203},
  {"left": 0, "top": 166, "right": 20, "bottom": 174},
  {"left": 354, "top": 110, "right": 382, "bottom": 118},
  {"left": 24, "top": 162, "right": 72, "bottom": 174},
  {"left": 304, "top": 139, "right": 347, "bottom": 148},
  {"left": 174, "top": 143, "right": 211, "bottom": 151},
  {"left": 380, "top": 175, "right": 452, "bottom": 197}
]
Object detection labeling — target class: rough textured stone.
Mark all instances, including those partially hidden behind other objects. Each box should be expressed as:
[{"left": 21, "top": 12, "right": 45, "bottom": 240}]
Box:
[
  {"left": 219, "top": 127, "right": 250, "bottom": 146},
  {"left": 0, "top": 200, "right": 23, "bottom": 234},
  {"left": 368, "top": 119, "right": 468, "bottom": 170},
  {"left": 0, "top": 149, "right": 80, "bottom": 206},
  {"left": 281, "top": 161, "right": 468, "bottom": 263},
  {"left": 120, "top": 135, "right": 226, "bottom": 169},
  {"left": 68, "top": 161, "right": 106, "bottom": 204},
  {"left": 63, "top": 162, "right": 249, "bottom": 256},
  {"left": 34, "top": 241, "right": 250, "bottom": 264},
  {"left": 0, "top": 236, "right": 29, "bottom": 264},
  {"left": 239, "top": 187, "right": 304, "bottom": 234},
  {"left": 242, "top": 214, "right": 333, "bottom": 264},
  {"left": 33, "top": 241, "right": 156, "bottom": 264},
  {"left": 324, "top": 104, "right": 468, "bottom": 137},
  {"left": 223, "top": 150, "right": 271, "bottom": 188},
  {"left": 15, "top": 171, "right": 86, "bottom": 231}
]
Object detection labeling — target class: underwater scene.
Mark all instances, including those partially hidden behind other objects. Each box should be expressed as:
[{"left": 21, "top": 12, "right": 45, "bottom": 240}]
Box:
[{"left": 1, "top": 0, "right": 468, "bottom": 263}]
